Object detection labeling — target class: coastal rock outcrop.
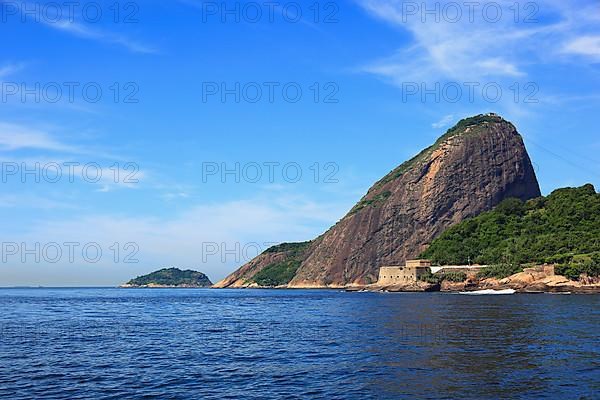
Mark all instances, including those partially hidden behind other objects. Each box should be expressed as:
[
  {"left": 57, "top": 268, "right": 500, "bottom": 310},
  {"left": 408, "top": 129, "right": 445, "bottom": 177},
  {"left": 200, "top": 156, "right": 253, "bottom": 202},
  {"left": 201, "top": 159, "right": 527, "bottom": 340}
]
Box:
[
  {"left": 215, "top": 114, "right": 541, "bottom": 288},
  {"left": 122, "top": 267, "right": 213, "bottom": 288}
]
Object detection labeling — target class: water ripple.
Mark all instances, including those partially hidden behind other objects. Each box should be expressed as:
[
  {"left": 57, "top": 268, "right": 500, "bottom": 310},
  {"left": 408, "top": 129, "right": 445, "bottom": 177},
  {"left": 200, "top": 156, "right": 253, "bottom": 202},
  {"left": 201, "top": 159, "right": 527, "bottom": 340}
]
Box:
[{"left": 1, "top": 288, "right": 598, "bottom": 399}]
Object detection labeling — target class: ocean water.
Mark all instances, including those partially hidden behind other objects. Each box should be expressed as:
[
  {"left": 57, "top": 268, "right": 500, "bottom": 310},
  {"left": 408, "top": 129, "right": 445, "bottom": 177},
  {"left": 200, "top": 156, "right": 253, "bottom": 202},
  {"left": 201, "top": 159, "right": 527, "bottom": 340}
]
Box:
[{"left": 0, "top": 289, "right": 598, "bottom": 400}]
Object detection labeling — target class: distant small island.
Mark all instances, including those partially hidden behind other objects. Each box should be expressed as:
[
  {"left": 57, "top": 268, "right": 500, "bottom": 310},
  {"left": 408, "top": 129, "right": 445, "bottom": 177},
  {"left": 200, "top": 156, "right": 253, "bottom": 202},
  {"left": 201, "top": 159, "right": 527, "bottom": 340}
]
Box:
[{"left": 121, "top": 267, "right": 213, "bottom": 288}]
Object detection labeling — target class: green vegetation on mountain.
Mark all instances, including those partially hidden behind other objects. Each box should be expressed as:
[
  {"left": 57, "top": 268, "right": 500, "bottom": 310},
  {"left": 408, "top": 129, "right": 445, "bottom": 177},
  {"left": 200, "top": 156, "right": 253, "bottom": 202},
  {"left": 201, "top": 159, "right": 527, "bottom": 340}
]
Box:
[
  {"left": 350, "top": 190, "right": 392, "bottom": 214},
  {"left": 126, "top": 267, "right": 213, "bottom": 287},
  {"left": 252, "top": 241, "right": 311, "bottom": 286},
  {"left": 216, "top": 113, "right": 542, "bottom": 288},
  {"left": 555, "top": 253, "right": 600, "bottom": 280},
  {"left": 263, "top": 241, "right": 311, "bottom": 254},
  {"left": 419, "top": 271, "right": 467, "bottom": 284},
  {"left": 350, "top": 115, "right": 508, "bottom": 217},
  {"left": 421, "top": 185, "right": 600, "bottom": 278},
  {"left": 440, "top": 113, "right": 503, "bottom": 141},
  {"left": 374, "top": 114, "right": 505, "bottom": 189},
  {"left": 252, "top": 259, "right": 303, "bottom": 286},
  {"left": 477, "top": 263, "right": 524, "bottom": 279}
]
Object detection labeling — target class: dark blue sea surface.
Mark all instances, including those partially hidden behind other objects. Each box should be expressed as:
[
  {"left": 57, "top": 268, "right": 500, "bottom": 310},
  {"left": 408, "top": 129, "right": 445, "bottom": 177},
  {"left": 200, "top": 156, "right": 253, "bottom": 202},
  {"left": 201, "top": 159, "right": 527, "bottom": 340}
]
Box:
[{"left": 0, "top": 288, "right": 598, "bottom": 399}]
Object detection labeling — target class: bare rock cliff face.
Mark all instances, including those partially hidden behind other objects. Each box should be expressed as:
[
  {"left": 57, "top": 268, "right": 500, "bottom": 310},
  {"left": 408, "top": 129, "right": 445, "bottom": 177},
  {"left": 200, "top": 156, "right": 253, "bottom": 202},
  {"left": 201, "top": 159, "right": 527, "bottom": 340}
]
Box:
[{"left": 215, "top": 114, "right": 541, "bottom": 288}]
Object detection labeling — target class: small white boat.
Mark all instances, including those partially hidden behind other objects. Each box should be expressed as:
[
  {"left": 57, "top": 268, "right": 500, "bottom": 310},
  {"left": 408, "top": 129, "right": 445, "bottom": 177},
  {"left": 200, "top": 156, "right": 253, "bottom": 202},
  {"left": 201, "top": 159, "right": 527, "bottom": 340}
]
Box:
[{"left": 459, "top": 289, "right": 516, "bottom": 295}]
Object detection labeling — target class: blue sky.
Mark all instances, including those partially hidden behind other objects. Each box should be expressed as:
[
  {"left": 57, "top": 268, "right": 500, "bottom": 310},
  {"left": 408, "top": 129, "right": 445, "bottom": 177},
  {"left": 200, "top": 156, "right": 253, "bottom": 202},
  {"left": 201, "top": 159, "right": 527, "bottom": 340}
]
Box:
[{"left": 1, "top": 0, "right": 599, "bottom": 285}]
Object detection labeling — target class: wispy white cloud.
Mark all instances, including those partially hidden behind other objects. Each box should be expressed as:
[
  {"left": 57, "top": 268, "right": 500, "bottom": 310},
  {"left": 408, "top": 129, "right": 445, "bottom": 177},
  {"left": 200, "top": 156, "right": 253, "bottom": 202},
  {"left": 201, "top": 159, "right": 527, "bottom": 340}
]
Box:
[
  {"left": 12, "top": 2, "right": 157, "bottom": 54},
  {"left": 562, "top": 35, "right": 600, "bottom": 59},
  {"left": 476, "top": 58, "right": 525, "bottom": 77},
  {"left": 0, "top": 192, "right": 345, "bottom": 285},
  {"left": 357, "top": 0, "right": 600, "bottom": 85},
  {"left": 0, "top": 64, "right": 104, "bottom": 113},
  {"left": 0, "top": 194, "right": 78, "bottom": 210},
  {"left": 0, "top": 122, "right": 77, "bottom": 152},
  {"left": 0, "top": 121, "right": 142, "bottom": 159},
  {"left": 0, "top": 122, "right": 146, "bottom": 190},
  {"left": 162, "top": 192, "right": 190, "bottom": 201},
  {"left": 43, "top": 19, "right": 157, "bottom": 54},
  {"left": 0, "top": 63, "right": 24, "bottom": 79},
  {"left": 358, "top": 0, "right": 531, "bottom": 82},
  {"left": 431, "top": 114, "right": 454, "bottom": 129}
]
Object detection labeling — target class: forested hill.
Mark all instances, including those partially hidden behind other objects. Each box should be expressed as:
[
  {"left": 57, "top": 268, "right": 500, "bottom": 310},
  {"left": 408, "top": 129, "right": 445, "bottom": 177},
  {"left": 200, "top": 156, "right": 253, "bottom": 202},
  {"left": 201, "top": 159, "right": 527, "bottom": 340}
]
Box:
[
  {"left": 125, "top": 268, "right": 213, "bottom": 287},
  {"left": 421, "top": 184, "right": 600, "bottom": 268}
]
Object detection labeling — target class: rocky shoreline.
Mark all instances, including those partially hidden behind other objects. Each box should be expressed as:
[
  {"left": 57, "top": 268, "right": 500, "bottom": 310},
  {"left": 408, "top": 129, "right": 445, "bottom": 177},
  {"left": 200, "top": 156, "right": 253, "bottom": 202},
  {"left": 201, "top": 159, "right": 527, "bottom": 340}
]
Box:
[
  {"left": 119, "top": 283, "right": 210, "bottom": 288},
  {"left": 219, "top": 266, "right": 600, "bottom": 294},
  {"left": 210, "top": 275, "right": 600, "bottom": 293},
  {"left": 349, "top": 268, "right": 600, "bottom": 294}
]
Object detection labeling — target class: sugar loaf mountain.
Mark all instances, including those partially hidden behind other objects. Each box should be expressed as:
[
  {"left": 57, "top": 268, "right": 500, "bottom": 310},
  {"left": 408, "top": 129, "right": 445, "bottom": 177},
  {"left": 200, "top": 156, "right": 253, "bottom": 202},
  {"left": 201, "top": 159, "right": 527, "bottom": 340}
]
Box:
[{"left": 215, "top": 114, "right": 600, "bottom": 292}]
